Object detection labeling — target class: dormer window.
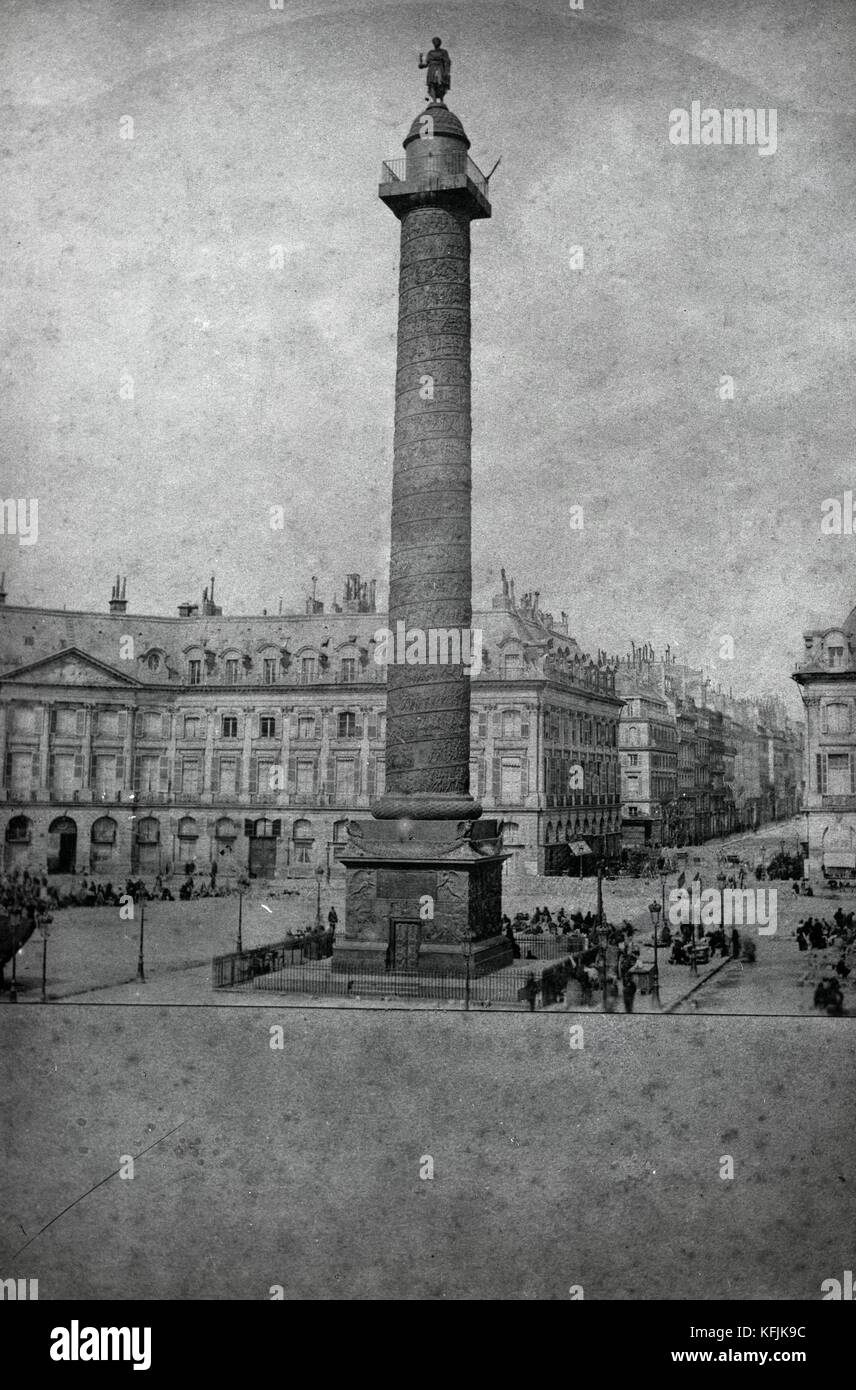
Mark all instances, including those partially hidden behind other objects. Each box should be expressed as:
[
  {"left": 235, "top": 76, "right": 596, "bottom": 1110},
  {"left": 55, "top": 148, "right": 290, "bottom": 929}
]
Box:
[
  {"left": 503, "top": 652, "right": 522, "bottom": 679},
  {"left": 828, "top": 646, "right": 845, "bottom": 669}
]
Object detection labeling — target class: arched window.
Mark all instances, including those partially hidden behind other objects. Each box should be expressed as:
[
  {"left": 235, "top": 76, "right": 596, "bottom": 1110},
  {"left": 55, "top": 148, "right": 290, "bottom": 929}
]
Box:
[
  {"left": 178, "top": 816, "right": 199, "bottom": 840},
  {"left": 91, "top": 816, "right": 117, "bottom": 845},
  {"left": 136, "top": 816, "right": 160, "bottom": 844},
  {"left": 292, "top": 818, "right": 314, "bottom": 865},
  {"left": 90, "top": 815, "right": 118, "bottom": 871},
  {"left": 5, "top": 815, "right": 32, "bottom": 843}
]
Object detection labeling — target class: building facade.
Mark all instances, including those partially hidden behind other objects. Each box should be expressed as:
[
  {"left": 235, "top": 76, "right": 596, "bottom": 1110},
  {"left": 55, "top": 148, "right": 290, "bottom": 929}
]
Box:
[
  {"left": 615, "top": 645, "right": 803, "bottom": 847},
  {"left": 617, "top": 689, "right": 678, "bottom": 845},
  {"left": 794, "top": 608, "right": 856, "bottom": 876},
  {"left": 0, "top": 572, "right": 623, "bottom": 882}
]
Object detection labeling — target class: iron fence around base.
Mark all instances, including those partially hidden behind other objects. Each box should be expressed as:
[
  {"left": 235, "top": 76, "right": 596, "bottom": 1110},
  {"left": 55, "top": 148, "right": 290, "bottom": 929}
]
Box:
[
  {"left": 212, "top": 931, "right": 334, "bottom": 988},
  {"left": 514, "top": 934, "right": 574, "bottom": 960},
  {"left": 247, "top": 958, "right": 572, "bottom": 1005}
]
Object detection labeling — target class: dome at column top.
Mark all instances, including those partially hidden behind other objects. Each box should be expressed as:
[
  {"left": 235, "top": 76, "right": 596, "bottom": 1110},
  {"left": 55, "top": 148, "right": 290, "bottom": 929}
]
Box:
[{"left": 403, "top": 104, "right": 470, "bottom": 150}]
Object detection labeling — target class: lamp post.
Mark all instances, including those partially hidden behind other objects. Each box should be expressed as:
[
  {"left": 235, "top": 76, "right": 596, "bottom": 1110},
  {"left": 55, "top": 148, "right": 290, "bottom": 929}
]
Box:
[
  {"left": 464, "top": 933, "right": 472, "bottom": 1012},
  {"left": 596, "top": 858, "right": 604, "bottom": 930},
  {"left": 659, "top": 866, "right": 674, "bottom": 986},
  {"left": 647, "top": 898, "right": 661, "bottom": 1008},
  {"left": 9, "top": 921, "right": 18, "bottom": 1004},
  {"left": 236, "top": 890, "right": 243, "bottom": 955},
  {"left": 136, "top": 900, "right": 145, "bottom": 983},
  {"left": 315, "top": 863, "right": 324, "bottom": 932},
  {"left": 40, "top": 916, "right": 50, "bottom": 1004}
]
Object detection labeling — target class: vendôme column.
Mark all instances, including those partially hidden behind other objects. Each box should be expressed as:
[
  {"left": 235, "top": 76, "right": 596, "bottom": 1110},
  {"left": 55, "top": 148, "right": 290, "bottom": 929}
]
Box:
[
  {"left": 374, "top": 50, "right": 491, "bottom": 822},
  {"left": 334, "top": 42, "right": 512, "bottom": 977}
]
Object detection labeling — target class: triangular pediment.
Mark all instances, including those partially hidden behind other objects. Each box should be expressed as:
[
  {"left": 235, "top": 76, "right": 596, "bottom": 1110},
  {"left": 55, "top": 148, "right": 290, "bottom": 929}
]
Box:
[{"left": 0, "top": 647, "right": 141, "bottom": 687}]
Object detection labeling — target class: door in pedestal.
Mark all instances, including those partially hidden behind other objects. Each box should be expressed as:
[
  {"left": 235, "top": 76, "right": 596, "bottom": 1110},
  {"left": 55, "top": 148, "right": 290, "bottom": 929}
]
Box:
[{"left": 389, "top": 920, "right": 421, "bottom": 972}]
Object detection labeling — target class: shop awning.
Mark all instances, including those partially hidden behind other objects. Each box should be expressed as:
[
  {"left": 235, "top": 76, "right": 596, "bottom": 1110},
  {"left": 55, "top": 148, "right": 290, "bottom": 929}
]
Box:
[{"left": 568, "top": 839, "right": 592, "bottom": 857}]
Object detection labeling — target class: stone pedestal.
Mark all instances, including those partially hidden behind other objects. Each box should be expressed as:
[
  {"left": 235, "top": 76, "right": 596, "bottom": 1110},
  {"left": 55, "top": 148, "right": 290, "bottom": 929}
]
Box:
[{"left": 333, "top": 818, "right": 512, "bottom": 975}]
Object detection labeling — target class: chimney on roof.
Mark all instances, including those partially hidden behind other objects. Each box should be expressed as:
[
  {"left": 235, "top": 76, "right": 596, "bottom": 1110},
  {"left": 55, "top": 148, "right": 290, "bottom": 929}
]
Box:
[
  {"left": 201, "top": 575, "right": 222, "bottom": 616},
  {"left": 341, "top": 572, "right": 376, "bottom": 614},
  {"left": 109, "top": 574, "right": 128, "bottom": 615},
  {"left": 305, "top": 575, "right": 324, "bottom": 615},
  {"left": 178, "top": 601, "right": 199, "bottom": 618}
]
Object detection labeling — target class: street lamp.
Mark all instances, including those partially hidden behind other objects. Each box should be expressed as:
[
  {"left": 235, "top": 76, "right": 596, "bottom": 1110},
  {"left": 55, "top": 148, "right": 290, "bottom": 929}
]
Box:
[
  {"left": 647, "top": 898, "right": 661, "bottom": 1008},
  {"left": 315, "top": 863, "right": 324, "bottom": 931},
  {"left": 136, "top": 899, "right": 145, "bottom": 983},
  {"left": 39, "top": 914, "right": 50, "bottom": 1004},
  {"left": 9, "top": 921, "right": 18, "bottom": 1004},
  {"left": 464, "top": 933, "right": 473, "bottom": 1012}
]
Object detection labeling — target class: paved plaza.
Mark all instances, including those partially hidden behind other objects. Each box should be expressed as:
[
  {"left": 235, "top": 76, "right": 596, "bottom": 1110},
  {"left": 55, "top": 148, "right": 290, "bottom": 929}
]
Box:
[
  {"left": 1, "top": 1004, "right": 853, "bottom": 1300},
  {"left": 3, "top": 819, "right": 852, "bottom": 1016}
]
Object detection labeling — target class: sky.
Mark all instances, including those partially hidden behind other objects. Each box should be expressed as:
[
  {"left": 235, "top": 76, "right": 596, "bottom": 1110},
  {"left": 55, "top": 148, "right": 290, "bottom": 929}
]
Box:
[{"left": 2, "top": 0, "right": 856, "bottom": 715}]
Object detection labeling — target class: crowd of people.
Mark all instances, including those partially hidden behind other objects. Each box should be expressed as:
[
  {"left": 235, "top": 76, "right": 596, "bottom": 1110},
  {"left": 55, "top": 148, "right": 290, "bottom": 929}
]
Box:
[
  {"left": 0, "top": 869, "right": 54, "bottom": 972},
  {"left": 506, "top": 910, "right": 643, "bottom": 1010},
  {"left": 796, "top": 908, "right": 855, "bottom": 1016}
]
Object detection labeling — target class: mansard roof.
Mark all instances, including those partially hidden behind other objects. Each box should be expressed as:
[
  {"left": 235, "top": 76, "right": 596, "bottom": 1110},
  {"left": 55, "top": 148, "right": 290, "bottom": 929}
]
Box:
[{"left": 0, "top": 602, "right": 614, "bottom": 694}]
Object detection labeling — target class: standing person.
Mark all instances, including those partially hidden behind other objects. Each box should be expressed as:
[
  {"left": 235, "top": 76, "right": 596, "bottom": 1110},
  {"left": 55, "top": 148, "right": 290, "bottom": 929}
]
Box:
[
  {"left": 522, "top": 973, "right": 538, "bottom": 1012},
  {"left": 622, "top": 971, "right": 637, "bottom": 1013},
  {"left": 603, "top": 973, "right": 620, "bottom": 1013},
  {"left": 327, "top": 906, "right": 338, "bottom": 935},
  {"left": 210, "top": 859, "right": 218, "bottom": 890},
  {"left": 730, "top": 927, "right": 741, "bottom": 959}
]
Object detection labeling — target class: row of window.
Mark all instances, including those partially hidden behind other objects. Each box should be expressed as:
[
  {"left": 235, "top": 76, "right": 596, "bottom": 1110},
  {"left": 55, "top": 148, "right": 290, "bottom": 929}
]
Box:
[
  {"left": 542, "top": 709, "right": 618, "bottom": 747},
  {"left": 9, "top": 704, "right": 631, "bottom": 748},
  {"left": 6, "top": 707, "right": 385, "bottom": 742},
  {"left": 3, "top": 812, "right": 338, "bottom": 862},
  {"left": 3, "top": 750, "right": 387, "bottom": 801},
  {"left": 183, "top": 653, "right": 530, "bottom": 686},
  {"left": 622, "top": 722, "right": 679, "bottom": 747}
]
